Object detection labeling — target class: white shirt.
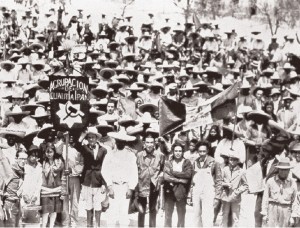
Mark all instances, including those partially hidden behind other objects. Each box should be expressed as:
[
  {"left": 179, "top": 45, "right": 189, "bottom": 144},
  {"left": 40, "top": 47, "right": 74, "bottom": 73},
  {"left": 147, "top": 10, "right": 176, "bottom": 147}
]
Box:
[
  {"left": 102, "top": 148, "right": 138, "bottom": 190},
  {"left": 172, "top": 159, "right": 184, "bottom": 172}
]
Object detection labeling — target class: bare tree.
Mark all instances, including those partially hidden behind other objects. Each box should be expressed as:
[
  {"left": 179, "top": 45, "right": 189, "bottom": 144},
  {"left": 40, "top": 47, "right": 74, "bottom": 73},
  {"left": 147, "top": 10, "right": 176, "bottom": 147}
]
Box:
[
  {"left": 194, "top": 0, "right": 222, "bottom": 20},
  {"left": 256, "top": 0, "right": 300, "bottom": 35},
  {"left": 121, "top": 0, "right": 135, "bottom": 18},
  {"left": 173, "top": 0, "right": 195, "bottom": 23}
]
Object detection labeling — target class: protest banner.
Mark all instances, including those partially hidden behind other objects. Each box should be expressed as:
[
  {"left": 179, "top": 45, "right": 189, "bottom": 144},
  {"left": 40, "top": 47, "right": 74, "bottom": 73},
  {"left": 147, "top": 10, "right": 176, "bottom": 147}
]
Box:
[
  {"left": 183, "top": 105, "right": 213, "bottom": 131},
  {"left": 246, "top": 162, "right": 264, "bottom": 193},
  {"left": 49, "top": 76, "right": 90, "bottom": 131}
]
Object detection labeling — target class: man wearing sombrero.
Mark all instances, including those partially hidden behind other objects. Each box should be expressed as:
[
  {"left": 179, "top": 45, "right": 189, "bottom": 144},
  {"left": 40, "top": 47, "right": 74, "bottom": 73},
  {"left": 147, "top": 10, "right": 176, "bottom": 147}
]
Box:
[
  {"left": 261, "top": 157, "right": 298, "bottom": 227},
  {"left": 0, "top": 60, "right": 17, "bottom": 83},
  {"left": 102, "top": 128, "right": 138, "bottom": 226},
  {"left": 77, "top": 127, "right": 107, "bottom": 228}
]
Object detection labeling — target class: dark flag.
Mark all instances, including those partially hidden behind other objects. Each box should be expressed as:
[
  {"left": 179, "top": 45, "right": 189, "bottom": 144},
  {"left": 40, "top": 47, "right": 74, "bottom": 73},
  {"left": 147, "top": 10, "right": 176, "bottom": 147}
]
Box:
[
  {"left": 159, "top": 96, "right": 186, "bottom": 136},
  {"left": 49, "top": 76, "right": 90, "bottom": 131},
  {"left": 210, "top": 80, "right": 240, "bottom": 120}
]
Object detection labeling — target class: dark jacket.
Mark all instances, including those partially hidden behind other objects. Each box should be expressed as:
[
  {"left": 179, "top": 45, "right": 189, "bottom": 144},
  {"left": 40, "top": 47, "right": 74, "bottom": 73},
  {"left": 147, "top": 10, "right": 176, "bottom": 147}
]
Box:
[
  {"left": 163, "top": 158, "right": 193, "bottom": 201},
  {"left": 76, "top": 142, "right": 107, "bottom": 188}
]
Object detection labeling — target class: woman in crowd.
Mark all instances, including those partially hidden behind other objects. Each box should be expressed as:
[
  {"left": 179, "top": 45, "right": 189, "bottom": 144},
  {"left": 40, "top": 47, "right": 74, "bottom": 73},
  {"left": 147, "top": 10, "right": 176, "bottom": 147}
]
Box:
[
  {"left": 41, "top": 143, "right": 65, "bottom": 228},
  {"left": 205, "top": 125, "right": 221, "bottom": 157},
  {"left": 163, "top": 143, "right": 193, "bottom": 227}
]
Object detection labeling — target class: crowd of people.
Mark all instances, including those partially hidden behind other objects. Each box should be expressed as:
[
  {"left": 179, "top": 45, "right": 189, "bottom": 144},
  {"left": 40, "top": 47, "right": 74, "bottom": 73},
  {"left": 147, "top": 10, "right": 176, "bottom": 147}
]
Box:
[{"left": 1, "top": 0, "right": 300, "bottom": 227}]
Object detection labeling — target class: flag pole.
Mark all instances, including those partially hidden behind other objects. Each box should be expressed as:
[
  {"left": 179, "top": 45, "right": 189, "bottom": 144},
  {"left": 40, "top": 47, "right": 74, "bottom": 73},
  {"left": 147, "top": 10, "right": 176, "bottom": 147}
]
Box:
[{"left": 230, "top": 70, "right": 243, "bottom": 150}]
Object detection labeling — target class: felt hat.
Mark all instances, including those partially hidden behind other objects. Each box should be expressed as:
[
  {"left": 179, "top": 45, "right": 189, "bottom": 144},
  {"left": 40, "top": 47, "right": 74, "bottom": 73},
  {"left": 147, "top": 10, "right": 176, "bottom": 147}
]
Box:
[
  {"left": 37, "top": 124, "right": 55, "bottom": 139},
  {"left": 270, "top": 88, "right": 281, "bottom": 96},
  {"left": 86, "top": 127, "right": 102, "bottom": 139},
  {"left": 275, "top": 157, "right": 293, "bottom": 169}
]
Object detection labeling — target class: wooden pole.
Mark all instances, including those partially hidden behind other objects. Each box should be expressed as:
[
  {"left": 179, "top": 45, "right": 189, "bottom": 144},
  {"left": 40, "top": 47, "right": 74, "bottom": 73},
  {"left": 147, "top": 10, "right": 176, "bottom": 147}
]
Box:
[
  {"left": 65, "top": 131, "right": 69, "bottom": 195},
  {"left": 230, "top": 70, "right": 244, "bottom": 150}
]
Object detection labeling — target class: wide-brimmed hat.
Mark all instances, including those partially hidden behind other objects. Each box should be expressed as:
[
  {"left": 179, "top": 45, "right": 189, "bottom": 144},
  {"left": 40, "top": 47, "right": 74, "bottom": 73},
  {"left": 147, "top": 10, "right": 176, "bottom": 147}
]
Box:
[
  {"left": 89, "top": 107, "right": 105, "bottom": 117},
  {"left": 107, "top": 41, "right": 120, "bottom": 49},
  {"left": 247, "top": 110, "right": 271, "bottom": 123},
  {"left": 91, "top": 85, "right": 108, "bottom": 99},
  {"left": 179, "top": 84, "right": 197, "bottom": 91},
  {"left": 270, "top": 88, "right": 281, "bottom": 96},
  {"left": 0, "top": 127, "right": 26, "bottom": 139},
  {"left": 125, "top": 35, "right": 138, "bottom": 43},
  {"left": 9, "top": 53, "right": 22, "bottom": 62},
  {"left": 17, "top": 57, "right": 29, "bottom": 65},
  {"left": 108, "top": 128, "right": 136, "bottom": 141},
  {"left": 37, "top": 124, "right": 55, "bottom": 139},
  {"left": 96, "top": 120, "right": 114, "bottom": 133},
  {"left": 237, "top": 105, "right": 253, "bottom": 118},
  {"left": 86, "top": 127, "right": 102, "bottom": 139},
  {"left": 177, "top": 70, "right": 190, "bottom": 80},
  {"left": 227, "top": 150, "right": 240, "bottom": 160},
  {"left": 126, "top": 83, "right": 143, "bottom": 92},
  {"left": 20, "top": 101, "right": 43, "bottom": 112},
  {"left": 7, "top": 105, "right": 30, "bottom": 117},
  {"left": 146, "top": 124, "right": 159, "bottom": 138},
  {"left": 139, "top": 112, "right": 156, "bottom": 124},
  {"left": 240, "top": 80, "right": 251, "bottom": 89},
  {"left": 29, "top": 42, "right": 44, "bottom": 50},
  {"left": 1, "top": 60, "right": 15, "bottom": 69},
  {"left": 139, "top": 103, "right": 158, "bottom": 114},
  {"left": 107, "top": 79, "right": 123, "bottom": 90},
  {"left": 275, "top": 157, "right": 293, "bottom": 169},
  {"left": 31, "top": 107, "right": 49, "bottom": 118},
  {"left": 126, "top": 125, "right": 144, "bottom": 136},
  {"left": 149, "top": 81, "right": 164, "bottom": 90},
  {"left": 209, "top": 83, "right": 224, "bottom": 92},
  {"left": 283, "top": 62, "right": 295, "bottom": 70},
  {"left": 118, "top": 115, "right": 139, "bottom": 128},
  {"left": 32, "top": 60, "right": 45, "bottom": 69},
  {"left": 104, "top": 59, "right": 118, "bottom": 68},
  {"left": 286, "top": 87, "right": 300, "bottom": 97},
  {"left": 141, "top": 69, "right": 154, "bottom": 77},
  {"left": 100, "top": 68, "right": 116, "bottom": 79},
  {"left": 262, "top": 68, "right": 275, "bottom": 77},
  {"left": 290, "top": 143, "right": 300, "bottom": 152}
]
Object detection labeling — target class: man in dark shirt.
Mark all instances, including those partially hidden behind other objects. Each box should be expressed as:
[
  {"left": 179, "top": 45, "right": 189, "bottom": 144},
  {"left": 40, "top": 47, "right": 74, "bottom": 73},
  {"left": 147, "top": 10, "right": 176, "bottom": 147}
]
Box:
[{"left": 136, "top": 134, "right": 165, "bottom": 227}]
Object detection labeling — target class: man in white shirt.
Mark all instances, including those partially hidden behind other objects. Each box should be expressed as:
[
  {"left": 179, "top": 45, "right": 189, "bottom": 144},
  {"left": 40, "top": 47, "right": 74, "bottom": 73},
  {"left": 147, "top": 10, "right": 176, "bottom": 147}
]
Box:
[
  {"left": 102, "top": 129, "right": 138, "bottom": 227},
  {"left": 61, "top": 135, "right": 84, "bottom": 228}
]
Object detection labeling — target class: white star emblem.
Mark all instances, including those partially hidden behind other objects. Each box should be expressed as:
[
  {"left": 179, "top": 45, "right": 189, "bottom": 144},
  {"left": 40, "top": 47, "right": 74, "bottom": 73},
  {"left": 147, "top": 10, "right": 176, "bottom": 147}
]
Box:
[{"left": 56, "top": 101, "right": 83, "bottom": 128}]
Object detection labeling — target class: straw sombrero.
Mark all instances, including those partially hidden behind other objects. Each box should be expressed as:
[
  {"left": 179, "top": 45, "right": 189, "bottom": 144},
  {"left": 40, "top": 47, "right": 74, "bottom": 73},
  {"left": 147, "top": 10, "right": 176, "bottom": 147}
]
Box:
[{"left": 108, "top": 128, "right": 136, "bottom": 141}]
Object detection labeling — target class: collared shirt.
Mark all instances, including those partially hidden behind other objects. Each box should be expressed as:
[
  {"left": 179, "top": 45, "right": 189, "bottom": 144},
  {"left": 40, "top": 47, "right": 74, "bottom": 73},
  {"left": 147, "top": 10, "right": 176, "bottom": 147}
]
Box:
[
  {"left": 136, "top": 150, "right": 165, "bottom": 197},
  {"left": 102, "top": 147, "right": 138, "bottom": 190},
  {"left": 261, "top": 175, "right": 298, "bottom": 217},
  {"left": 62, "top": 145, "right": 84, "bottom": 177}
]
